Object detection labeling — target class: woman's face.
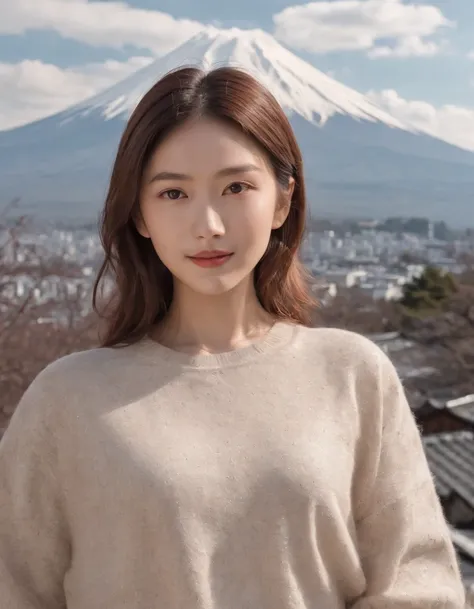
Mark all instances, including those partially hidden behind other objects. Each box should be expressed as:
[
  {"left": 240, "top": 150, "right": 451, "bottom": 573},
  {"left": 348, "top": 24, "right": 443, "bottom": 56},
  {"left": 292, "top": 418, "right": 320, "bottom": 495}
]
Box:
[{"left": 138, "top": 117, "right": 292, "bottom": 297}]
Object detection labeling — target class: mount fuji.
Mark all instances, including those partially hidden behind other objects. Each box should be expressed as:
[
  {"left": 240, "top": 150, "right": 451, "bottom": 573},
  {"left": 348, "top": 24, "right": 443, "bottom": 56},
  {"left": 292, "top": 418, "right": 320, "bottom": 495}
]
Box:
[{"left": 1, "top": 28, "right": 474, "bottom": 226}]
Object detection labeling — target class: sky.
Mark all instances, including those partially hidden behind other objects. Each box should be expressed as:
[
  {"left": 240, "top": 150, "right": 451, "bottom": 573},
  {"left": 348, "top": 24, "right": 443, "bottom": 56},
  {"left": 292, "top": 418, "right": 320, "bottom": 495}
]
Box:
[{"left": 1, "top": 0, "right": 474, "bottom": 150}]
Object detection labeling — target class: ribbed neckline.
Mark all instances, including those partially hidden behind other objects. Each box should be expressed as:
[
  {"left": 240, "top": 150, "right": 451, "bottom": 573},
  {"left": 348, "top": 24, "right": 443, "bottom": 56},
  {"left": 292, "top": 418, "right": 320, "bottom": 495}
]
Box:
[{"left": 133, "top": 321, "right": 298, "bottom": 369}]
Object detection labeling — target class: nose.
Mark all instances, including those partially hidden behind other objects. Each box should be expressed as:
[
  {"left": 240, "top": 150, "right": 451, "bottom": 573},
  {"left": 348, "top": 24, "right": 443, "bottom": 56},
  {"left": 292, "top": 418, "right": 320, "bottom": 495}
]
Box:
[{"left": 192, "top": 203, "right": 225, "bottom": 240}]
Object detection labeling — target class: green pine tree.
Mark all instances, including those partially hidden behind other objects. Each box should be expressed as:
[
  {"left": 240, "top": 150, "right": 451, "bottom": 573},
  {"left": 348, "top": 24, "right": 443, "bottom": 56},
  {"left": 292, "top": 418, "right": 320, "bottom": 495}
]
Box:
[{"left": 401, "top": 266, "right": 457, "bottom": 315}]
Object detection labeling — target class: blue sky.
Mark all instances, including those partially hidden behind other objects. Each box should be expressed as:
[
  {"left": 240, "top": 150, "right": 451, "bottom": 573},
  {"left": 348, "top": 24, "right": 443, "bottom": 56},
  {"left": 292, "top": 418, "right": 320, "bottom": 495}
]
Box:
[{"left": 1, "top": 0, "right": 473, "bottom": 149}]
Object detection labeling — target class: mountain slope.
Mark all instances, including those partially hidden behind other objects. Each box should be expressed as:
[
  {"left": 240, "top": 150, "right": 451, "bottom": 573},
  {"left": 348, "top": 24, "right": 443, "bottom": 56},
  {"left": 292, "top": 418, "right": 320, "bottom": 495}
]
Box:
[
  {"left": 62, "top": 28, "right": 407, "bottom": 129},
  {"left": 1, "top": 28, "right": 473, "bottom": 226}
]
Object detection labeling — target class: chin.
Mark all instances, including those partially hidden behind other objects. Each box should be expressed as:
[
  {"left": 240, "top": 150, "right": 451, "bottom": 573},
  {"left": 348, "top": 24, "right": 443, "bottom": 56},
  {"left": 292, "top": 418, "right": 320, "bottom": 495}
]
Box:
[
  {"left": 173, "top": 268, "right": 253, "bottom": 298},
  {"left": 190, "top": 277, "right": 242, "bottom": 296}
]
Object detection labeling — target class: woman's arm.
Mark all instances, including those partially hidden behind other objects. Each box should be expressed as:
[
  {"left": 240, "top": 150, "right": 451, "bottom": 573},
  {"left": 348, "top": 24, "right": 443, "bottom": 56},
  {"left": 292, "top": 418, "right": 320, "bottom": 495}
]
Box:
[
  {"left": 0, "top": 370, "right": 70, "bottom": 608},
  {"left": 352, "top": 344, "right": 465, "bottom": 608}
]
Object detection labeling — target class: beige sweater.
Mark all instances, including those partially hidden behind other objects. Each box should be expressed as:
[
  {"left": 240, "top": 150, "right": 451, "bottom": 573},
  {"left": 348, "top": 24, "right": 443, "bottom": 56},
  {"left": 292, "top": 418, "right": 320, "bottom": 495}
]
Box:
[{"left": 0, "top": 324, "right": 465, "bottom": 608}]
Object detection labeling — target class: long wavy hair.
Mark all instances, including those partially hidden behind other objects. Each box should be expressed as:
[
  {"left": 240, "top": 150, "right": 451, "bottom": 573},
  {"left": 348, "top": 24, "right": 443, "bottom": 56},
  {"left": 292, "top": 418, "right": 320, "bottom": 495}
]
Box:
[{"left": 93, "top": 66, "right": 315, "bottom": 347}]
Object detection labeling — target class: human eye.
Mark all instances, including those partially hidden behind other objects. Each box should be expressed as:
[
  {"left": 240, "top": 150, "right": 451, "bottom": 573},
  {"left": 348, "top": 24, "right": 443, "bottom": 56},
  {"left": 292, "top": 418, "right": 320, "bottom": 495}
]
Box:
[
  {"left": 159, "top": 189, "right": 186, "bottom": 200},
  {"left": 223, "top": 182, "right": 252, "bottom": 195}
]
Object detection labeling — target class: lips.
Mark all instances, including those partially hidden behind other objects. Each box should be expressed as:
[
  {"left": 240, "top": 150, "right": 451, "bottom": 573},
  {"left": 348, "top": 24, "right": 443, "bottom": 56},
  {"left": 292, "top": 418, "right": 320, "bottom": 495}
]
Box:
[{"left": 187, "top": 250, "right": 234, "bottom": 268}]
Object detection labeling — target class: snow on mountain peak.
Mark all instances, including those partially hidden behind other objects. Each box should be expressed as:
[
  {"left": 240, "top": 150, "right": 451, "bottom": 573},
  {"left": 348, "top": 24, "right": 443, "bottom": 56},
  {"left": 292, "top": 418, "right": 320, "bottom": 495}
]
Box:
[{"left": 62, "top": 28, "right": 408, "bottom": 131}]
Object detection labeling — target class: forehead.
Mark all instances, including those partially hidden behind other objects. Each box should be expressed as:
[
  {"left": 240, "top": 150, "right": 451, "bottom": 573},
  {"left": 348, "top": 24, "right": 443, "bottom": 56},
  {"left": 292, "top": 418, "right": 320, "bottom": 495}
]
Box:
[{"left": 146, "top": 117, "right": 271, "bottom": 174}]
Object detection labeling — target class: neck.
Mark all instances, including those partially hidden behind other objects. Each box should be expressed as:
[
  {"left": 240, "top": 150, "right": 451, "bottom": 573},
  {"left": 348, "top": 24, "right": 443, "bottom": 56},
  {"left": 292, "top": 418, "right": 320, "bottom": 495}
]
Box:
[{"left": 153, "top": 276, "right": 275, "bottom": 354}]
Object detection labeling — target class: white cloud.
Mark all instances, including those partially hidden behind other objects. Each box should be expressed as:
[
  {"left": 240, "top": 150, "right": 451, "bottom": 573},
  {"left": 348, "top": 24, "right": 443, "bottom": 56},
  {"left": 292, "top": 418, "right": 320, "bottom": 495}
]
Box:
[
  {"left": 273, "top": 0, "right": 453, "bottom": 58},
  {"left": 367, "top": 89, "right": 474, "bottom": 151},
  {"left": 468, "top": 50, "right": 474, "bottom": 60},
  {"left": 0, "top": 0, "right": 206, "bottom": 55},
  {"left": 0, "top": 0, "right": 210, "bottom": 129},
  {"left": 0, "top": 57, "right": 152, "bottom": 130},
  {"left": 368, "top": 34, "right": 445, "bottom": 58}
]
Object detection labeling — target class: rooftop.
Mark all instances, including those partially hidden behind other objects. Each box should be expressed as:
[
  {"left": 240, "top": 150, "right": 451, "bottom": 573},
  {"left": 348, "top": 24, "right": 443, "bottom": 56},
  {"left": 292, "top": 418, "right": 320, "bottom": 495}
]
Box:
[
  {"left": 423, "top": 431, "right": 474, "bottom": 508},
  {"left": 450, "top": 528, "right": 474, "bottom": 586}
]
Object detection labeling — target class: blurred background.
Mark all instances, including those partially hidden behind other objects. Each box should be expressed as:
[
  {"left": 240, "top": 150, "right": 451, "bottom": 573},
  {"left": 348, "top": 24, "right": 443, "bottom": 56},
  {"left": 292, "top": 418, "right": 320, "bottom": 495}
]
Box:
[{"left": 0, "top": 0, "right": 474, "bottom": 599}]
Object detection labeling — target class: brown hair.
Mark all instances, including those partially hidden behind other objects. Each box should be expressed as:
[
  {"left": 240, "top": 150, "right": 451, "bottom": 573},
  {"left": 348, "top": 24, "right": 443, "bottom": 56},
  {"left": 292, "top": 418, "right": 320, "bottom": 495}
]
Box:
[{"left": 93, "top": 66, "right": 315, "bottom": 347}]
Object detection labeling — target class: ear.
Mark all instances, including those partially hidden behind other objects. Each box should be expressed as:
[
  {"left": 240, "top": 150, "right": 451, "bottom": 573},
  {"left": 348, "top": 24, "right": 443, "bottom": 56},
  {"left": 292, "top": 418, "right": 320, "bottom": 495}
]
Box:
[
  {"left": 272, "top": 177, "right": 295, "bottom": 230},
  {"left": 134, "top": 208, "right": 151, "bottom": 239}
]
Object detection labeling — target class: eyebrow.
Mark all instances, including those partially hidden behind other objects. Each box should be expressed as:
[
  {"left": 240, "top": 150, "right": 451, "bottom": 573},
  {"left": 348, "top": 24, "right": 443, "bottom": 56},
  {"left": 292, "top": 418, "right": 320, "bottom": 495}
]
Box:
[{"left": 148, "top": 164, "right": 262, "bottom": 184}]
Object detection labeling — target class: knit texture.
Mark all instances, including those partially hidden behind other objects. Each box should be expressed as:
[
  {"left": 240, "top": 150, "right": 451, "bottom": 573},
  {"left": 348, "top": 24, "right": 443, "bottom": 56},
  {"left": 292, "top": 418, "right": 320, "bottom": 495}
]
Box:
[{"left": 0, "top": 324, "right": 465, "bottom": 608}]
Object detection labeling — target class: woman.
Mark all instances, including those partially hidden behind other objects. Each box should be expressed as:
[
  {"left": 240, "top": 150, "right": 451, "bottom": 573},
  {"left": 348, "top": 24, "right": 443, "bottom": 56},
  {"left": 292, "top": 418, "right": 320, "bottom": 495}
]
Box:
[{"left": 0, "top": 66, "right": 465, "bottom": 608}]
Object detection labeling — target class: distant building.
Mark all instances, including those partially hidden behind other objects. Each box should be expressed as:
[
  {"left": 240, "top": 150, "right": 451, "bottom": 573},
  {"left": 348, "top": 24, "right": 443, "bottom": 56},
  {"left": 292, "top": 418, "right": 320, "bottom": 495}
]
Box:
[{"left": 423, "top": 432, "right": 474, "bottom": 528}]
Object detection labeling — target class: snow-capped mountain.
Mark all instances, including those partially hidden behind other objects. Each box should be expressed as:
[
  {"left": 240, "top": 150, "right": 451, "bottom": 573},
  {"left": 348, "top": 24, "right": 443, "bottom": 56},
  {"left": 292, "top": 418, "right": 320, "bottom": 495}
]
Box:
[
  {"left": 1, "top": 28, "right": 473, "bottom": 226},
  {"left": 63, "top": 28, "right": 406, "bottom": 129}
]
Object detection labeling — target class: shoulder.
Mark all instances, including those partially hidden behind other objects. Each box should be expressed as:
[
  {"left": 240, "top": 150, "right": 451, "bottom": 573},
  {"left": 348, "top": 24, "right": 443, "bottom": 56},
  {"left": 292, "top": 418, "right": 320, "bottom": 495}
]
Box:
[
  {"left": 290, "top": 325, "right": 402, "bottom": 403},
  {"left": 294, "top": 325, "right": 393, "bottom": 373},
  {"left": 30, "top": 344, "right": 130, "bottom": 394},
  {"left": 294, "top": 326, "right": 409, "bottom": 426},
  {"left": 8, "top": 344, "right": 139, "bottom": 428}
]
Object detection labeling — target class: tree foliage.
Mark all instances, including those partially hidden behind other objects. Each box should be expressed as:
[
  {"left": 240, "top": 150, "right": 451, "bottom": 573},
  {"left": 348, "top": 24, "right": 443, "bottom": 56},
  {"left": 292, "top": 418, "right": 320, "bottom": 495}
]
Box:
[
  {"left": 400, "top": 266, "right": 458, "bottom": 314},
  {"left": 0, "top": 204, "right": 99, "bottom": 436}
]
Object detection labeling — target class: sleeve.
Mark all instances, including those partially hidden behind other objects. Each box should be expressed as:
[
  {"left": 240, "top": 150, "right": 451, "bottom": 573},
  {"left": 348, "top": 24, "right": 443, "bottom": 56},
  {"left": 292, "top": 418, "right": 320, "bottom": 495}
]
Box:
[
  {"left": 0, "top": 371, "right": 70, "bottom": 608},
  {"left": 351, "top": 344, "right": 465, "bottom": 608}
]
